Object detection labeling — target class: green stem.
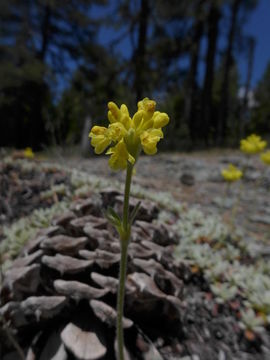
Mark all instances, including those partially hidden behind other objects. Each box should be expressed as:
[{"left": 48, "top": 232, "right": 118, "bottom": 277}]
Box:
[
  {"left": 123, "top": 162, "right": 133, "bottom": 231},
  {"left": 223, "top": 182, "right": 231, "bottom": 209},
  {"left": 230, "top": 183, "right": 241, "bottom": 230},
  {"left": 116, "top": 162, "right": 133, "bottom": 360},
  {"left": 116, "top": 241, "right": 129, "bottom": 360}
]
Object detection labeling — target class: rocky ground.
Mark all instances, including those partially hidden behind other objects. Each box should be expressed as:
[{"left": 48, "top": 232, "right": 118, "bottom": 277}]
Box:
[
  {"left": 0, "top": 151, "right": 270, "bottom": 360},
  {"left": 60, "top": 150, "right": 270, "bottom": 243}
]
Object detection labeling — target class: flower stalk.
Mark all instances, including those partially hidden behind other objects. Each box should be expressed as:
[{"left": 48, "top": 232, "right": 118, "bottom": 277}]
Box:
[
  {"left": 116, "top": 162, "right": 133, "bottom": 360},
  {"left": 116, "top": 240, "right": 129, "bottom": 360},
  {"left": 123, "top": 163, "right": 133, "bottom": 232}
]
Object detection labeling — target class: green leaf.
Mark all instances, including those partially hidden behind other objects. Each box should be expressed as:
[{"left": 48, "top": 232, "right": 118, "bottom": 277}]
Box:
[
  {"left": 107, "top": 206, "right": 122, "bottom": 222},
  {"left": 105, "top": 207, "right": 122, "bottom": 227},
  {"left": 129, "top": 201, "right": 141, "bottom": 225}
]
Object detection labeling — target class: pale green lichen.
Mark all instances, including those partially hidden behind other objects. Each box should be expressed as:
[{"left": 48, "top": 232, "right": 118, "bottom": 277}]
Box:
[
  {"left": 170, "top": 204, "right": 270, "bottom": 325},
  {"left": 0, "top": 201, "right": 69, "bottom": 272},
  {"left": 40, "top": 184, "right": 70, "bottom": 200},
  {"left": 239, "top": 308, "right": 265, "bottom": 334}
]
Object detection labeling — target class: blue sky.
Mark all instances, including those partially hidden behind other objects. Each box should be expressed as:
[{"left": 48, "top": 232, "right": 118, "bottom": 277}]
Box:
[
  {"left": 94, "top": 0, "right": 270, "bottom": 88},
  {"left": 70, "top": 0, "right": 269, "bottom": 93},
  {"left": 240, "top": 0, "right": 270, "bottom": 86}
]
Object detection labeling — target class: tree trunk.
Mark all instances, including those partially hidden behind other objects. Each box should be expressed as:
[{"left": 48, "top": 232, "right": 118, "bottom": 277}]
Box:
[
  {"left": 239, "top": 37, "right": 255, "bottom": 139},
  {"left": 134, "top": 0, "right": 150, "bottom": 102},
  {"left": 81, "top": 116, "right": 92, "bottom": 157},
  {"left": 217, "top": 0, "right": 241, "bottom": 145},
  {"left": 186, "top": 1, "right": 204, "bottom": 144},
  {"left": 37, "top": 5, "right": 52, "bottom": 61},
  {"left": 201, "top": 1, "right": 221, "bottom": 145}
]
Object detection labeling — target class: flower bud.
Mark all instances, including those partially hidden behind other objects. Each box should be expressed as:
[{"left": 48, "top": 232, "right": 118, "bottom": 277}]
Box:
[
  {"left": 133, "top": 110, "right": 144, "bottom": 128},
  {"left": 121, "top": 114, "right": 131, "bottom": 130},
  {"left": 108, "top": 102, "right": 120, "bottom": 122},
  {"left": 120, "top": 104, "right": 129, "bottom": 117},
  {"left": 153, "top": 112, "right": 169, "bottom": 129},
  {"left": 138, "top": 98, "right": 156, "bottom": 113}
]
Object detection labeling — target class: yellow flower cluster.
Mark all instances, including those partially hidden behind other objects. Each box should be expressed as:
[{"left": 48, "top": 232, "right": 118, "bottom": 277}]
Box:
[
  {"left": 89, "top": 98, "right": 169, "bottom": 170},
  {"left": 221, "top": 164, "right": 243, "bottom": 182},
  {"left": 24, "top": 147, "right": 34, "bottom": 159},
  {"left": 240, "top": 134, "right": 267, "bottom": 154},
  {"left": 261, "top": 150, "right": 270, "bottom": 165}
]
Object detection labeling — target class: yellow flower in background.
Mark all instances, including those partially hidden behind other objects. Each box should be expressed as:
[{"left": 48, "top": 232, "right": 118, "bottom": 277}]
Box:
[
  {"left": 89, "top": 98, "right": 170, "bottom": 170},
  {"left": 24, "top": 147, "right": 34, "bottom": 159},
  {"left": 221, "top": 164, "right": 243, "bottom": 182},
  {"left": 261, "top": 150, "right": 270, "bottom": 165},
  {"left": 240, "top": 134, "right": 267, "bottom": 154}
]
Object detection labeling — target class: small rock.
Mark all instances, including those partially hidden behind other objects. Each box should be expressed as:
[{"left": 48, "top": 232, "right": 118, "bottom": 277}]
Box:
[
  {"left": 180, "top": 173, "right": 195, "bottom": 186},
  {"left": 249, "top": 215, "right": 270, "bottom": 225},
  {"left": 218, "top": 350, "right": 226, "bottom": 360}
]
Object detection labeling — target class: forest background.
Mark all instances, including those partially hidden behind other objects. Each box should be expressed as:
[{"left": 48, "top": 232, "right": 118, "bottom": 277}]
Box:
[{"left": 1, "top": 0, "right": 270, "bottom": 151}]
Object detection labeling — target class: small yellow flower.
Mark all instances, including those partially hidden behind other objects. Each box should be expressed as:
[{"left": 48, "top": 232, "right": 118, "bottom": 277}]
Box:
[
  {"left": 89, "top": 98, "right": 169, "bottom": 171},
  {"left": 221, "top": 164, "right": 243, "bottom": 182},
  {"left": 108, "top": 122, "right": 127, "bottom": 142},
  {"left": 107, "top": 102, "right": 131, "bottom": 129},
  {"left": 89, "top": 126, "right": 111, "bottom": 154},
  {"left": 240, "top": 134, "right": 267, "bottom": 154},
  {"left": 106, "top": 140, "right": 135, "bottom": 171},
  {"left": 140, "top": 129, "right": 163, "bottom": 155},
  {"left": 152, "top": 111, "right": 170, "bottom": 129},
  {"left": 137, "top": 98, "right": 156, "bottom": 120},
  {"left": 24, "top": 147, "right": 34, "bottom": 159},
  {"left": 260, "top": 150, "right": 270, "bottom": 165}
]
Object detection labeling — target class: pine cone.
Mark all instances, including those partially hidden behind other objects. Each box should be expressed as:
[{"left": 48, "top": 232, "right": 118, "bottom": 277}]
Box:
[{"left": 0, "top": 191, "right": 183, "bottom": 360}]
